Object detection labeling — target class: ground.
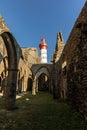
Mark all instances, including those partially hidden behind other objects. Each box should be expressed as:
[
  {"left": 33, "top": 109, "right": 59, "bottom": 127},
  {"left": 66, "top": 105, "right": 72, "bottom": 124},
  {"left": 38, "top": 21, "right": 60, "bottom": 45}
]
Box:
[{"left": 0, "top": 92, "right": 87, "bottom": 130}]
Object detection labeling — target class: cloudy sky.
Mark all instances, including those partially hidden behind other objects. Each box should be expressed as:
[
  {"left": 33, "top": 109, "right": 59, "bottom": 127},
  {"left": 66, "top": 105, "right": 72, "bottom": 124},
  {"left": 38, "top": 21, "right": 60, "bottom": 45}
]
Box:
[{"left": 0, "top": 0, "right": 85, "bottom": 62}]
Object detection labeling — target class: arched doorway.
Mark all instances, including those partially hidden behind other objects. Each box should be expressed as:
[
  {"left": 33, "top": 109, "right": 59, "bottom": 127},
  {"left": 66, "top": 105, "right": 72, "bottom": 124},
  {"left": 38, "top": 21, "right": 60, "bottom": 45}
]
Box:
[
  {"left": 38, "top": 73, "right": 49, "bottom": 91},
  {"left": 0, "top": 32, "right": 19, "bottom": 110},
  {"left": 32, "top": 67, "right": 50, "bottom": 95}
]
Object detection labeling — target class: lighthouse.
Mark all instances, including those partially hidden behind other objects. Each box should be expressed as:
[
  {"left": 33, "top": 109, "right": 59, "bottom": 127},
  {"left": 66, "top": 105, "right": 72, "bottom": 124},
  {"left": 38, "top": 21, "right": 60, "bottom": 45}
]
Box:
[{"left": 39, "top": 38, "right": 48, "bottom": 63}]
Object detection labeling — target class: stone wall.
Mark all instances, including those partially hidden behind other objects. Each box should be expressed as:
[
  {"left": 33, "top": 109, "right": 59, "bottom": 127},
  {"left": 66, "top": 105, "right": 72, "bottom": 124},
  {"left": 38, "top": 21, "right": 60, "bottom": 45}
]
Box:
[
  {"left": 51, "top": 32, "right": 65, "bottom": 98},
  {"left": 55, "top": 1, "right": 87, "bottom": 118},
  {"left": 1, "top": 1, "right": 87, "bottom": 116},
  {"left": 17, "top": 47, "right": 40, "bottom": 92},
  {"left": 0, "top": 16, "right": 41, "bottom": 93},
  {"left": 21, "top": 48, "right": 40, "bottom": 66}
]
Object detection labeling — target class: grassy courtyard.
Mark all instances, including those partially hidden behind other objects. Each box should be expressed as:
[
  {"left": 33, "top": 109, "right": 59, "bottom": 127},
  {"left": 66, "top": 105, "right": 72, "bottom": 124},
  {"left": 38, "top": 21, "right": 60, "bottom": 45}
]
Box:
[{"left": 0, "top": 92, "right": 87, "bottom": 130}]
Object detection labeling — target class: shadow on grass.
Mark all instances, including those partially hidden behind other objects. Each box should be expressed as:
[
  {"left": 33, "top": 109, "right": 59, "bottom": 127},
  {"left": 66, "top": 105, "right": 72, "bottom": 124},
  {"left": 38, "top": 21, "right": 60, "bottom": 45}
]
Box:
[{"left": 0, "top": 92, "right": 87, "bottom": 130}]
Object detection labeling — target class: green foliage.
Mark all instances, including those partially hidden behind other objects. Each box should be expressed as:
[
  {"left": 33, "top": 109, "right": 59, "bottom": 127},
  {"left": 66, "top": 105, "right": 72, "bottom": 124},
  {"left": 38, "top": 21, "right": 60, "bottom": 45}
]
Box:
[{"left": 0, "top": 92, "right": 87, "bottom": 130}]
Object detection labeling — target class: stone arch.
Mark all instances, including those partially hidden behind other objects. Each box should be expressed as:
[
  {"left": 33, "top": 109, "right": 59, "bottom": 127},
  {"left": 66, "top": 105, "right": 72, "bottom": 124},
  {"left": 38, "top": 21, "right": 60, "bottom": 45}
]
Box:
[
  {"left": 32, "top": 66, "right": 50, "bottom": 95},
  {"left": 3, "top": 56, "right": 8, "bottom": 77},
  {"left": 0, "top": 32, "right": 18, "bottom": 110},
  {"left": 34, "top": 67, "right": 50, "bottom": 80}
]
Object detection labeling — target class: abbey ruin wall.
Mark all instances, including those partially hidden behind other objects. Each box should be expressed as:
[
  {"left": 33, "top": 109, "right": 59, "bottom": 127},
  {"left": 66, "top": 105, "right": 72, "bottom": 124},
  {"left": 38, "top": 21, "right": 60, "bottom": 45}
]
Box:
[{"left": 56, "top": 1, "right": 87, "bottom": 118}]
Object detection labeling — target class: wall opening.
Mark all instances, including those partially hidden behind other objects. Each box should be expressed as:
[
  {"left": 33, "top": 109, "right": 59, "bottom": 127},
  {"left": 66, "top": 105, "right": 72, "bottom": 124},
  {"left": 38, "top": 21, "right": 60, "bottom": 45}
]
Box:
[
  {"left": 38, "top": 73, "right": 49, "bottom": 91},
  {"left": 27, "top": 77, "right": 32, "bottom": 91}
]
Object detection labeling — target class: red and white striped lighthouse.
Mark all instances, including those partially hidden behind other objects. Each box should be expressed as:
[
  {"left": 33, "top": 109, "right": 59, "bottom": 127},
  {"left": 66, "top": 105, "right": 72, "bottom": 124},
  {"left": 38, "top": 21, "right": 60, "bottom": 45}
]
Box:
[{"left": 39, "top": 38, "right": 48, "bottom": 63}]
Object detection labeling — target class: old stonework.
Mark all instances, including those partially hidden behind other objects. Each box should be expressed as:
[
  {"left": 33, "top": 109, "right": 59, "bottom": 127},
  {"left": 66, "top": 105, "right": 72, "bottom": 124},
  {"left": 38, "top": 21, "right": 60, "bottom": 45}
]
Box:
[{"left": 0, "top": 1, "right": 87, "bottom": 119}]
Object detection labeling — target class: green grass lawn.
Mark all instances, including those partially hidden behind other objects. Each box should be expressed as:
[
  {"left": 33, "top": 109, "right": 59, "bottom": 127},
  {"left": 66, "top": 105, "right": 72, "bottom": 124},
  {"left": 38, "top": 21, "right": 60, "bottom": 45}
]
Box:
[{"left": 0, "top": 92, "right": 87, "bottom": 130}]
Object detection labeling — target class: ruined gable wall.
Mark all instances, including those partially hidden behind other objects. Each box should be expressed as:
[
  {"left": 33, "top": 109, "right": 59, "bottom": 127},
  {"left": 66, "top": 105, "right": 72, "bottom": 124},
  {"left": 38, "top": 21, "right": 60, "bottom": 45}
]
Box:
[{"left": 21, "top": 48, "right": 40, "bottom": 67}]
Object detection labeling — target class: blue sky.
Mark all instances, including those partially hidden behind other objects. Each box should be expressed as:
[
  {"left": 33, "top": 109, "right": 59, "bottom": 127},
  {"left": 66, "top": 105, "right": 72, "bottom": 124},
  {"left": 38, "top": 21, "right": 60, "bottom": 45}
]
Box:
[{"left": 0, "top": 0, "right": 86, "bottom": 62}]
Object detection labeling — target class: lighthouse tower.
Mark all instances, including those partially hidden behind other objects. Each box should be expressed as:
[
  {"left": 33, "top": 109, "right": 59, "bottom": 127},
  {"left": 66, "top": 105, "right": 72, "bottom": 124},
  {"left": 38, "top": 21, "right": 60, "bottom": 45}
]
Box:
[{"left": 39, "top": 38, "right": 48, "bottom": 63}]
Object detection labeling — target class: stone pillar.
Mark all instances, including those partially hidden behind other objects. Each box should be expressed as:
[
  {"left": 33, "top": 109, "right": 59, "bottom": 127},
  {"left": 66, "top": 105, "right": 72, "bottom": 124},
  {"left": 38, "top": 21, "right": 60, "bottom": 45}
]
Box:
[
  {"left": 32, "top": 80, "right": 36, "bottom": 95},
  {"left": 22, "top": 77, "right": 24, "bottom": 92},
  {"left": 36, "top": 80, "right": 38, "bottom": 93},
  {"left": 4, "top": 69, "right": 18, "bottom": 110},
  {"left": 23, "top": 76, "right": 28, "bottom": 91}
]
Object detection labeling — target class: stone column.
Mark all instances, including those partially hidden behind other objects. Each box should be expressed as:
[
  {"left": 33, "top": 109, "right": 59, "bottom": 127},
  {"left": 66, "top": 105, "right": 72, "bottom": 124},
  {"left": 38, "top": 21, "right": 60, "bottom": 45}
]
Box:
[
  {"left": 4, "top": 68, "right": 18, "bottom": 110},
  {"left": 32, "top": 80, "right": 36, "bottom": 95},
  {"left": 36, "top": 80, "right": 38, "bottom": 93}
]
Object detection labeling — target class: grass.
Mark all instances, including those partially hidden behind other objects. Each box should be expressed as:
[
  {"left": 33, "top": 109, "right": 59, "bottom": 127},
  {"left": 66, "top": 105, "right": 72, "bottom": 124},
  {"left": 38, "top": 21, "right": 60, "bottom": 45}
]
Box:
[{"left": 0, "top": 92, "right": 87, "bottom": 130}]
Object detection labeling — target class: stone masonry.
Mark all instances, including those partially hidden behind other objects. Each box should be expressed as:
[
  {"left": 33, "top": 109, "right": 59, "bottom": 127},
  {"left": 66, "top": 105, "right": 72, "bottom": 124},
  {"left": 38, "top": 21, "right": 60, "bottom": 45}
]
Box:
[
  {"left": 52, "top": 1, "right": 87, "bottom": 119},
  {"left": 0, "top": 1, "right": 87, "bottom": 118}
]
